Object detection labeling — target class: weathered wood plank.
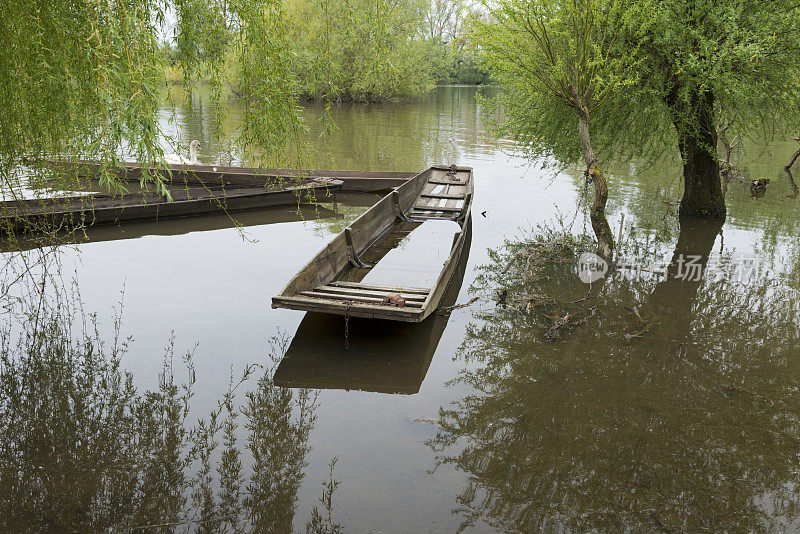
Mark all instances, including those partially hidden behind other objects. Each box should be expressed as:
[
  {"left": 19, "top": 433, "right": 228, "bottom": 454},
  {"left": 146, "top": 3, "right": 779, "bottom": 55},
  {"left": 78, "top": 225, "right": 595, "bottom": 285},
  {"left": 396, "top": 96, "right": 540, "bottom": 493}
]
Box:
[
  {"left": 407, "top": 212, "right": 457, "bottom": 221},
  {"left": 301, "top": 290, "right": 425, "bottom": 307},
  {"left": 272, "top": 295, "right": 425, "bottom": 322},
  {"left": 57, "top": 160, "right": 416, "bottom": 192},
  {"left": 420, "top": 193, "right": 465, "bottom": 200},
  {"left": 427, "top": 179, "right": 467, "bottom": 186},
  {"left": 1, "top": 180, "right": 342, "bottom": 234},
  {"left": 329, "top": 280, "right": 430, "bottom": 294},
  {"left": 318, "top": 285, "right": 427, "bottom": 301},
  {"left": 444, "top": 196, "right": 461, "bottom": 210},
  {"left": 412, "top": 205, "right": 464, "bottom": 213}
]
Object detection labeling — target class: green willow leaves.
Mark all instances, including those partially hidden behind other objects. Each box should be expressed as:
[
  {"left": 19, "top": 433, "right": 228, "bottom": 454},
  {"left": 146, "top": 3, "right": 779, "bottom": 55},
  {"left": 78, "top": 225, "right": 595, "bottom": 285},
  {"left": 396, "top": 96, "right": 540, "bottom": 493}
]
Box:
[
  {"left": 1, "top": 0, "right": 473, "bottom": 198},
  {"left": 1, "top": 0, "right": 168, "bottom": 192}
]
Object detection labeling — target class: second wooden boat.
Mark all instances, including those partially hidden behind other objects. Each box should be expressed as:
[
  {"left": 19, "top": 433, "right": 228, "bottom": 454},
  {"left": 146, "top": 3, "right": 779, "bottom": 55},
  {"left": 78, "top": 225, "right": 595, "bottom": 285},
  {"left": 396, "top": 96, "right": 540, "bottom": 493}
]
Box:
[
  {"left": 51, "top": 160, "right": 414, "bottom": 192},
  {"left": 272, "top": 165, "right": 473, "bottom": 322},
  {"left": 0, "top": 178, "right": 341, "bottom": 235}
]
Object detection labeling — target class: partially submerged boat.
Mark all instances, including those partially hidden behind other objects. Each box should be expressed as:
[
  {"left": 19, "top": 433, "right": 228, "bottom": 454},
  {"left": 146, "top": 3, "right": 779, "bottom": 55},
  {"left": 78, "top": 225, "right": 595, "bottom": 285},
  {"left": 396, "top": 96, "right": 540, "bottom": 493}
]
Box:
[
  {"left": 272, "top": 165, "right": 473, "bottom": 322},
  {"left": 273, "top": 224, "right": 471, "bottom": 394},
  {"left": 1, "top": 203, "right": 341, "bottom": 252}
]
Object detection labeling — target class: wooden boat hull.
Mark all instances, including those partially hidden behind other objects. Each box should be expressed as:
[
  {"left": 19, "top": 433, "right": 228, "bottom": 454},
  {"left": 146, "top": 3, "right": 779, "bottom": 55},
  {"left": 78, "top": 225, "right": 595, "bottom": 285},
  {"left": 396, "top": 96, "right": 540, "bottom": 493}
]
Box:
[
  {"left": 272, "top": 165, "right": 473, "bottom": 322},
  {"left": 0, "top": 179, "right": 341, "bottom": 235},
  {"left": 272, "top": 222, "right": 471, "bottom": 393},
  {"left": 53, "top": 160, "right": 414, "bottom": 193}
]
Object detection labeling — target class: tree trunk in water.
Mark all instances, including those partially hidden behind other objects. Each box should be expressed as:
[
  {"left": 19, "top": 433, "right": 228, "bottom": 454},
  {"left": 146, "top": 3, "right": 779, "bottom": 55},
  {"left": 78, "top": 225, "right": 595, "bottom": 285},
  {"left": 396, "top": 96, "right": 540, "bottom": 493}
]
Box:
[
  {"left": 787, "top": 168, "right": 799, "bottom": 200},
  {"left": 787, "top": 130, "right": 800, "bottom": 171},
  {"left": 648, "top": 215, "right": 724, "bottom": 342},
  {"left": 577, "top": 112, "right": 614, "bottom": 259},
  {"left": 669, "top": 88, "right": 726, "bottom": 219}
]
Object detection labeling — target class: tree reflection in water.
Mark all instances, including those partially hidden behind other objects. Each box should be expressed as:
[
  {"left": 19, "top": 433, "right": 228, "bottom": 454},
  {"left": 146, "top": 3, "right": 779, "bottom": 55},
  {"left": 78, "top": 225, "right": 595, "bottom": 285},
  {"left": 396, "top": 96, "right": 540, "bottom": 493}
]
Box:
[
  {"left": 432, "top": 218, "right": 800, "bottom": 532},
  {"left": 0, "top": 271, "right": 337, "bottom": 533}
]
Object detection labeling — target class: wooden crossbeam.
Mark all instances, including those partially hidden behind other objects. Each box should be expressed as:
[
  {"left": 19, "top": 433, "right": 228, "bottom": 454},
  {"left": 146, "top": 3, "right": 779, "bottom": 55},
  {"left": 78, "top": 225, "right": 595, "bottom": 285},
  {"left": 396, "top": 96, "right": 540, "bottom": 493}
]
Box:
[{"left": 329, "top": 281, "right": 430, "bottom": 294}]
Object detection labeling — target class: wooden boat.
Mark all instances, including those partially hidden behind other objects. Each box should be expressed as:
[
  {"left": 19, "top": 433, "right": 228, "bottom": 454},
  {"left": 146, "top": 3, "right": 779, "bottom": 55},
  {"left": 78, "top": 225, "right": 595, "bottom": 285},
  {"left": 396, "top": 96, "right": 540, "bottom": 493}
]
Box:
[
  {"left": 52, "top": 160, "right": 414, "bottom": 192},
  {"left": 272, "top": 165, "right": 473, "bottom": 322},
  {"left": 0, "top": 178, "right": 341, "bottom": 235},
  {"left": 272, "top": 223, "right": 471, "bottom": 394}
]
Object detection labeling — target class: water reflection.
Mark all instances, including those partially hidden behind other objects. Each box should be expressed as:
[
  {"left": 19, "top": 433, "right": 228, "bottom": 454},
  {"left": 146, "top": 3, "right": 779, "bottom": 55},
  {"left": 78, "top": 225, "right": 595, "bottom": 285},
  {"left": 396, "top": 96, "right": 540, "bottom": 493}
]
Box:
[
  {"left": 432, "top": 219, "right": 800, "bottom": 532},
  {"left": 4, "top": 85, "right": 800, "bottom": 531},
  {"left": 0, "top": 283, "right": 342, "bottom": 533},
  {"left": 274, "top": 223, "right": 471, "bottom": 395},
  {"left": 163, "top": 85, "right": 503, "bottom": 170},
  {"left": 786, "top": 168, "right": 799, "bottom": 200},
  {"left": 0, "top": 204, "right": 342, "bottom": 253}
]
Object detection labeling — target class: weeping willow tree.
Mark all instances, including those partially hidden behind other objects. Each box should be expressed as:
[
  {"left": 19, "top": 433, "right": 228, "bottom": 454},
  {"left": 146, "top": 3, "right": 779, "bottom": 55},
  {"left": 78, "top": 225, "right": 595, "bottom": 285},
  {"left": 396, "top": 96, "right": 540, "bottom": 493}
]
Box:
[
  {"left": 472, "top": 0, "right": 647, "bottom": 259},
  {"left": 1, "top": 0, "right": 413, "bottom": 202},
  {"left": 475, "top": 0, "right": 800, "bottom": 230},
  {"left": 1, "top": 0, "right": 171, "bottom": 193}
]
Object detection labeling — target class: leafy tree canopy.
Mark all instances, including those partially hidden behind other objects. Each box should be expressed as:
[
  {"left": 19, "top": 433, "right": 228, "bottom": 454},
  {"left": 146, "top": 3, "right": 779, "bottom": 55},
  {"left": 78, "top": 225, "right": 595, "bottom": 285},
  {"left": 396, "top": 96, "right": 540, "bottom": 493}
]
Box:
[
  {"left": 474, "top": 0, "right": 800, "bottom": 215},
  {"left": 0, "top": 0, "right": 477, "bottom": 195}
]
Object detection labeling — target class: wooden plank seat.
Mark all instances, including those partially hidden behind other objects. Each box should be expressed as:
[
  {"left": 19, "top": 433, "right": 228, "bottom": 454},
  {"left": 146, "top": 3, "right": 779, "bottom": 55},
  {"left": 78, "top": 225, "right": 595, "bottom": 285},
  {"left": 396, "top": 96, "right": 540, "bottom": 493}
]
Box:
[
  {"left": 299, "top": 282, "right": 430, "bottom": 308},
  {"left": 412, "top": 204, "right": 464, "bottom": 212},
  {"left": 419, "top": 193, "right": 465, "bottom": 200},
  {"left": 427, "top": 179, "right": 467, "bottom": 186},
  {"left": 329, "top": 281, "right": 430, "bottom": 294}
]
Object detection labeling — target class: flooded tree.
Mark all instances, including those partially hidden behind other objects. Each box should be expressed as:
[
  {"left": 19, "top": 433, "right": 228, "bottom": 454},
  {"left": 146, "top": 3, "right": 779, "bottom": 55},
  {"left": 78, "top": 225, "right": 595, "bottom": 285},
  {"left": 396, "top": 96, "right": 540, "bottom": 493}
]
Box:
[
  {"left": 474, "top": 0, "right": 800, "bottom": 220},
  {"left": 473, "top": 0, "right": 641, "bottom": 259},
  {"left": 431, "top": 220, "right": 800, "bottom": 531}
]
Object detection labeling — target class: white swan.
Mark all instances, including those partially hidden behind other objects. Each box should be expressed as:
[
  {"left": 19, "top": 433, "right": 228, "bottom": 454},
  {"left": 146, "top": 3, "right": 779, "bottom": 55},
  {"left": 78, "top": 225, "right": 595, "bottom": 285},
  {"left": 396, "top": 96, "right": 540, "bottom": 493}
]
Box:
[{"left": 164, "top": 140, "right": 201, "bottom": 165}]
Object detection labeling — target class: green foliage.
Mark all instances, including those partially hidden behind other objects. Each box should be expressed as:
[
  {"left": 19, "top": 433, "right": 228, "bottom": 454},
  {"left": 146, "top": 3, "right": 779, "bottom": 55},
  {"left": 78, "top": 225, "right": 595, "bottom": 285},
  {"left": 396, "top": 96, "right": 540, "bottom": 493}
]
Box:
[
  {"left": 0, "top": 0, "right": 170, "bottom": 193},
  {"left": 285, "top": 0, "right": 440, "bottom": 101},
  {"left": 639, "top": 0, "right": 800, "bottom": 136},
  {"left": 231, "top": 0, "right": 307, "bottom": 158},
  {"left": 0, "top": 0, "right": 487, "bottom": 202},
  {"left": 472, "top": 0, "right": 654, "bottom": 165},
  {"left": 424, "top": 0, "right": 493, "bottom": 85},
  {"left": 473, "top": 0, "right": 800, "bottom": 171}
]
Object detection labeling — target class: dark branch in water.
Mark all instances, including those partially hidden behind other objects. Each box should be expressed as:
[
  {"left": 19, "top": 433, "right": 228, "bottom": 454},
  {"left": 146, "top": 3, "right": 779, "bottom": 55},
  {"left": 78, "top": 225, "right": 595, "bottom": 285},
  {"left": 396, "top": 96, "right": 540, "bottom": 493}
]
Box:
[{"left": 787, "top": 129, "right": 800, "bottom": 171}]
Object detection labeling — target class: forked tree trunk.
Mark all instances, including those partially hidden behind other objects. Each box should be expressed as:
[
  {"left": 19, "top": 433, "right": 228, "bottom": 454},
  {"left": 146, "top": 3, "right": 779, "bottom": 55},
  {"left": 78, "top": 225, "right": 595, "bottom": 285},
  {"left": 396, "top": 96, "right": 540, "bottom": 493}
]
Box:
[
  {"left": 577, "top": 111, "right": 614, "bottom": 259},
  {"left": 668, "top": 87, "right": 726, "bottom": 219}
]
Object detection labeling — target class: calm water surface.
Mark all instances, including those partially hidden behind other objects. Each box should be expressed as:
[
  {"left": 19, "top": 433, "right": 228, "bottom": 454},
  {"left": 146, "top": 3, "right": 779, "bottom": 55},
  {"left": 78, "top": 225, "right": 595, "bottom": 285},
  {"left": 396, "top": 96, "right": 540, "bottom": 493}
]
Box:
[{"left": 3, "top": 86, "right": 800, "bottom": 532}]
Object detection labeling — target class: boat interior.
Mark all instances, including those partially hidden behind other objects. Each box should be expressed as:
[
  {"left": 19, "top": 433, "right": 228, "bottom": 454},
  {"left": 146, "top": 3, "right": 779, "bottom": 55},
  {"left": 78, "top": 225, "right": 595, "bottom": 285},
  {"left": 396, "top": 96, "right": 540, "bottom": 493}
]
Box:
[{"left": 273, "top": 165, "right": 473, "bottom": 321}]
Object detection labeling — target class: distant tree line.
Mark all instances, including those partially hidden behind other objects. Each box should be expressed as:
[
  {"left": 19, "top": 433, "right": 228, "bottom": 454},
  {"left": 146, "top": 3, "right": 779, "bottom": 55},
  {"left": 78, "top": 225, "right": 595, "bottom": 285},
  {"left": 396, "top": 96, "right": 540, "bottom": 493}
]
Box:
[
  {"left": 2, "top": 0, "right": 493, "bottom": 186},
  {"left": 163, "top": 0, "right": 492, "bottom": 102}
]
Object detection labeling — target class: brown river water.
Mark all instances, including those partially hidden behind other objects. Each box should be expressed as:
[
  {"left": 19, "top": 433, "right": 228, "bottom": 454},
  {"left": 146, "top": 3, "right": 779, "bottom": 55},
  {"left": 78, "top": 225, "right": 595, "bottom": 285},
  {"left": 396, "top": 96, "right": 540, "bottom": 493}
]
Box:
[{"left": 2, "top": 86, "right": 800, "bottom": 532}]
